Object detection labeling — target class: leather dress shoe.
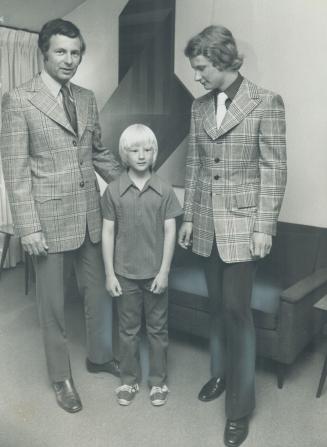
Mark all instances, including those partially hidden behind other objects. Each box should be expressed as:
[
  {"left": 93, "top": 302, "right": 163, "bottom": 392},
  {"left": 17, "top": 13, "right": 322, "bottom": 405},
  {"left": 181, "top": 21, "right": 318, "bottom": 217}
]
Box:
[
  {"left": 198, "top": 377, "right": 225, "bottom": 402},
  {"left": 224, "top": 416, "right": 249, "bottom": 447},
  {"left": 53, "top": 379, "right": 82, "bottom": 413},
  {"left": 86, "top": 358, "right": 120, "bottom": 377}
]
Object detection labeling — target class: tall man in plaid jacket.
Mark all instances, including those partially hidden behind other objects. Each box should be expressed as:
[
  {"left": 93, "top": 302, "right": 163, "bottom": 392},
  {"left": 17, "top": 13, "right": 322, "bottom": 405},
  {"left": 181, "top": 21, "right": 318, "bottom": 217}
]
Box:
[
  {"left": 1, "top": 19, "right": 122, "bottom": 413},
  {"left": 178, "top": 26, "right": 287, "bottom": 447}
]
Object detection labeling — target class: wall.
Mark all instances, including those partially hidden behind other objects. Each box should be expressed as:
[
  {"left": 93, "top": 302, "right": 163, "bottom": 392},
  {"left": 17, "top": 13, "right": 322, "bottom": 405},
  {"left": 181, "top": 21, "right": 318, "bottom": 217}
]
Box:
[
  {"left": 65, "top": 0, "right": 127, "bottom": 110},
  {"left": 65, "top": 0, "right": 327, "bottom": 227},
  {"left": 174, "top": 0, "right": 327, "bottom": 228}
]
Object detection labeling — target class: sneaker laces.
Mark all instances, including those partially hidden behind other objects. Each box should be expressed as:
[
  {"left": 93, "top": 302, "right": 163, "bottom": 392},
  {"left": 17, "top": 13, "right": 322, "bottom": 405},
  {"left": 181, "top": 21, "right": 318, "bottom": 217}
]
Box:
[
  {"left": 116, "top": 384, "right": 139, "bottom": 394},
  {"left": 150, "top": 385, "right": 169, "bottom": 396}
]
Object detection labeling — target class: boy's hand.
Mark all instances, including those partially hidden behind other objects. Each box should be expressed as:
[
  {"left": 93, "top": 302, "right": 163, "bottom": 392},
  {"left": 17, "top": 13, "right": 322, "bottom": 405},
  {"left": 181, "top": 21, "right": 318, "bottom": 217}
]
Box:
[
  {"left": 150, "top": 272, "right": 169, "bottom": 294},
  {"left": 105, "top": 274, "right": 122, "bottom": 297},
  {"left": 178, "top": 222, "right": 193, "bottom": 249}
]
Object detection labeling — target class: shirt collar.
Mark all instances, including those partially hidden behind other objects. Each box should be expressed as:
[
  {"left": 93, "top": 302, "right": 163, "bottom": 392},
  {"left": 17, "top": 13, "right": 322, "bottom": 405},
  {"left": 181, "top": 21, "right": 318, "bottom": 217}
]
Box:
[
  {"left": 40, "top": 69, "right": 72, "bottom": 99},
  {"left": 147, "top": 174, "right": 163, "bottom": 195},
  {"left": 223, "top": 72, "right": 243, "bottom": 101},
  {"left": 119, "top": 171, "right": 163, "bottom": 196}
]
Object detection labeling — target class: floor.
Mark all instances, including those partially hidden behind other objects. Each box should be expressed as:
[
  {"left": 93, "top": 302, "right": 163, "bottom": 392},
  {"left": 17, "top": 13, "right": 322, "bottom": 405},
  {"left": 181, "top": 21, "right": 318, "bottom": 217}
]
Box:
[{"left": 0, "top": 264, "right": 327, "bottom": 447}]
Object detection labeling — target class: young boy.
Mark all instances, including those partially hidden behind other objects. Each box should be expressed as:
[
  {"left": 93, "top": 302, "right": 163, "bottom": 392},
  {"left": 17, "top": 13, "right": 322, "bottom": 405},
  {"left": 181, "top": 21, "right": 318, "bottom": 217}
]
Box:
[{"left": 101, "top": 124, "right": 183, "bottom": 406}]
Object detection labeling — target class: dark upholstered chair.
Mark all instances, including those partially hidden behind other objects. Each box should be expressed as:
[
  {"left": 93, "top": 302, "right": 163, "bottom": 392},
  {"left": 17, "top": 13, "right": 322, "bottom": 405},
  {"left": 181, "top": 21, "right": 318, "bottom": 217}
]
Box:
[{"left": 168, "top": 223, "right": 327, "bottom": 388}]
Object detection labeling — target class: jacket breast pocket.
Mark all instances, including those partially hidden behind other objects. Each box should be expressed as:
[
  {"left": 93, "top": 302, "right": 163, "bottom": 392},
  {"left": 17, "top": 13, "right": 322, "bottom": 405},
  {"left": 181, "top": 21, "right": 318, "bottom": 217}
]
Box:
[{"left": 80, "top": 125, "right": 94, "bottom": 145}]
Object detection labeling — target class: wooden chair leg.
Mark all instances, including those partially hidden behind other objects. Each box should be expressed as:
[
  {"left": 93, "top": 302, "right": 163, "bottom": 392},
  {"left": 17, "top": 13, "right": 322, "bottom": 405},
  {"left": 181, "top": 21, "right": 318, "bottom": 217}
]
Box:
[
  {"left": 0, "top": 233, "right": 11, "bottom": 279},
  {"left": 276, "top": 362, "right": 286, "bottom": 389},
  {"left": 316, "top": 354, "right": 327, "bottom": 398}
]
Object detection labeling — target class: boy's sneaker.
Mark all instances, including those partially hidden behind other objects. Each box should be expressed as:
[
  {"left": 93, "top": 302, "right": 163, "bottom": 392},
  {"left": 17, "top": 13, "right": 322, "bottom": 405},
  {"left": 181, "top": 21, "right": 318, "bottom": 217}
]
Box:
[
  {"left": 115, "top": 384, "right": 139, "bottom": 406},
  {"left": 149, "top": 385, "right": 169, "bottom": 406}
]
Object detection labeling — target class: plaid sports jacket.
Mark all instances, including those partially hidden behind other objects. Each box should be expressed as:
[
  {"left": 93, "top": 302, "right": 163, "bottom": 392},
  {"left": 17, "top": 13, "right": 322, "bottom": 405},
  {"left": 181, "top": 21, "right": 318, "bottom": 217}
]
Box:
[
  {"left": 183, "top": 78, "right": 287, "bottom": 263},
  {"left": 1, "top": 74, "right": 121, "bottom": 253}
]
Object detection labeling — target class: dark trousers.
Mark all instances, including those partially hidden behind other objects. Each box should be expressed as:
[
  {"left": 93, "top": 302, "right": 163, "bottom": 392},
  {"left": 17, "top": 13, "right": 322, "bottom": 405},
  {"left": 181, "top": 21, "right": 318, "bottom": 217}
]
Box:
[
  {"left": 117, "top": 275, "right": 168, "bottom": 388},
  {"left": 203, "top": 243, "right": 256, "bottom": 420},
  {"left": 33, "top": 233, "right": 117, "bottom": 382}
]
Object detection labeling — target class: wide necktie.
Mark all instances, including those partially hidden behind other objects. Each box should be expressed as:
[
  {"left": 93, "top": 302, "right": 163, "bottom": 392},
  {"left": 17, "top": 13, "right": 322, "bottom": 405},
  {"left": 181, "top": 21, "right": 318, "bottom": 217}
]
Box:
[
  {"left": 216, "top": 92, "right": 228, "bottom": 129},
  {"left": 61, "top": 84, "right": 78, "bottom": 134}
]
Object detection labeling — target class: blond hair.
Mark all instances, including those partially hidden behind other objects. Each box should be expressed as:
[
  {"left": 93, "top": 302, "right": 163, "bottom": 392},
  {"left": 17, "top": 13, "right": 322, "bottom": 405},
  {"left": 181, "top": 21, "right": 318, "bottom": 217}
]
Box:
[{"left": 119, "top": 124, "right": 158, "bottom": 168}]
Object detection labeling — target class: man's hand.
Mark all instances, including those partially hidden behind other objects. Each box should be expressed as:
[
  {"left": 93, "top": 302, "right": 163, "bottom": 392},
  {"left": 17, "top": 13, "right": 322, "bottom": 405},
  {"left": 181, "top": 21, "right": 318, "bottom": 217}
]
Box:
[
  {"left": 250, "top": 232, "right": 272, "bottom": 258},
  {"left": 21, "top": 232, "right": 48, "bottom": 256},
  {"left": 178, "top": 222, "right": 193, "bottom": 250},
  {"left": 105, "top": 274, "right": 122, "bottom": 297},
  {"left": 150, "top": 271, "right": 169, "bottom": 295}
]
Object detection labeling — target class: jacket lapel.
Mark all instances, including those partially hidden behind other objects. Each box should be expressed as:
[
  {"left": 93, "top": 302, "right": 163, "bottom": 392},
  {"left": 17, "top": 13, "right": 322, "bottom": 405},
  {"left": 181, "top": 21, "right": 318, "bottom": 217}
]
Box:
[
  {"left": 71, "top": 84, "right": 89, "bottom": 139},
  {"left": 217, "top": 79, "right": 262, "bottom": 138},
  {"left": 202, "top": 93, "right": 220, "bottom": 140},
  {"left": 28, "top": 75, "right": 75, "bottom": 135},
  {"left": 202, "top": 78, "right": 262, "bottom": 140}
]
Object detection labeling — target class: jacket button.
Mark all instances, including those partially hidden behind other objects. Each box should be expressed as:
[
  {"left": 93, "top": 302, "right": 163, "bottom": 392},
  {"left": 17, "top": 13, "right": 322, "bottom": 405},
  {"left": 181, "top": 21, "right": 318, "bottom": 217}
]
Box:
[
  {"left": 214, "top": 175, "right": 220, "bottom": 180},
  {"left": 214, "top": 157, "right": 220, "bottom": 163},
  {"left": 80, "top": 181, "right": 85, "bottom": 187},
  {"left": 72, "top": 140, "right": 77, "bottom": 146}
]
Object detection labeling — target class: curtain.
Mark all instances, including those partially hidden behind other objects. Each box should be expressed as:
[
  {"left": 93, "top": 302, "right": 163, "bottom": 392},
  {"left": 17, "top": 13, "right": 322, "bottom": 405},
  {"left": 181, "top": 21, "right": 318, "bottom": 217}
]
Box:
[{"left": 0, "top": 27, "right": 42, "bottom": 267}]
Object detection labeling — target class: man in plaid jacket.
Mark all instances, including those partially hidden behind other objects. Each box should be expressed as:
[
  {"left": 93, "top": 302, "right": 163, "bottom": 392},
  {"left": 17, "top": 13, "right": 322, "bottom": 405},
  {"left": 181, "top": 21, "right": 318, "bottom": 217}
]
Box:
[
  {"left": 1, "top": 19, "right": 122, "bottom": 413},
  {"left": 178, "top": 25, "right": 287, "bottom": 447}
]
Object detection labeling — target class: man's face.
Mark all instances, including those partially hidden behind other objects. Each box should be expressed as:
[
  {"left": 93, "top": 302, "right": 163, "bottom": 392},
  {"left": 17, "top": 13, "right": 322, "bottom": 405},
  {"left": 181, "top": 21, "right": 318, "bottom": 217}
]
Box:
[
  {"left": 189, "top": 55, "right": 226, "bottom": 90},
  {"left": 43, "top": 34, "right": 82, "bottom": 84}
]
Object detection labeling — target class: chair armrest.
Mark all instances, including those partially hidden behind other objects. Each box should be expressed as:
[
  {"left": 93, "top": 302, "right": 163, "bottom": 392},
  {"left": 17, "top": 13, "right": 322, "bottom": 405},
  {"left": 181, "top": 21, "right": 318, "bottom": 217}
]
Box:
[{"left": 280, "top": 267, "right": 327, "bottom": 304}]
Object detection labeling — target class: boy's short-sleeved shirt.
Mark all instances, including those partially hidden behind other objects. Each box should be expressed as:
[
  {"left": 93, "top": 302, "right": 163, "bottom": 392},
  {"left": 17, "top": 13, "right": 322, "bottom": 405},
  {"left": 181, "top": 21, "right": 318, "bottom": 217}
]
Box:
[{"left": 101, "top": 171, "right": 183, "bottom": 279}]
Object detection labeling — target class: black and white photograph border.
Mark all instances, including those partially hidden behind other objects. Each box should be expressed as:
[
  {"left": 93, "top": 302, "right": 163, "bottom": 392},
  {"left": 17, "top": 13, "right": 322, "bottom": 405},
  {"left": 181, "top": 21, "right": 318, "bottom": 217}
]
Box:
[{"left": 1, "top": 1, "right": 327, "bottom": 446}]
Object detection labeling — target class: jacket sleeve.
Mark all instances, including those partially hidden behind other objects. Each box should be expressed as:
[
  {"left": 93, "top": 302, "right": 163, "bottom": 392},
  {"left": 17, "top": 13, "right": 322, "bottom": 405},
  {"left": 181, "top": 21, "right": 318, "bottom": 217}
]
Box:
[
  {"left": 254, "top": 93, "right": 287, "bottom": 235},
  {"left": 183, "top": 101, "right": 201, "bottom": 222},
  {"left": 0, "top": 91, "right": 42, "bottom": 237},
  {"left": 90, "top": 93, "right": 122, "bottom": 183}
]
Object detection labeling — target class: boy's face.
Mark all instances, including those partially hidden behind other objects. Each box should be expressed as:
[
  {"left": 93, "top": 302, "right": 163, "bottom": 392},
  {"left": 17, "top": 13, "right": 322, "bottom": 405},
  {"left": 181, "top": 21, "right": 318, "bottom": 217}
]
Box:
[{"left": 126, "top": 144, "right": 154, "bottom": 174}]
